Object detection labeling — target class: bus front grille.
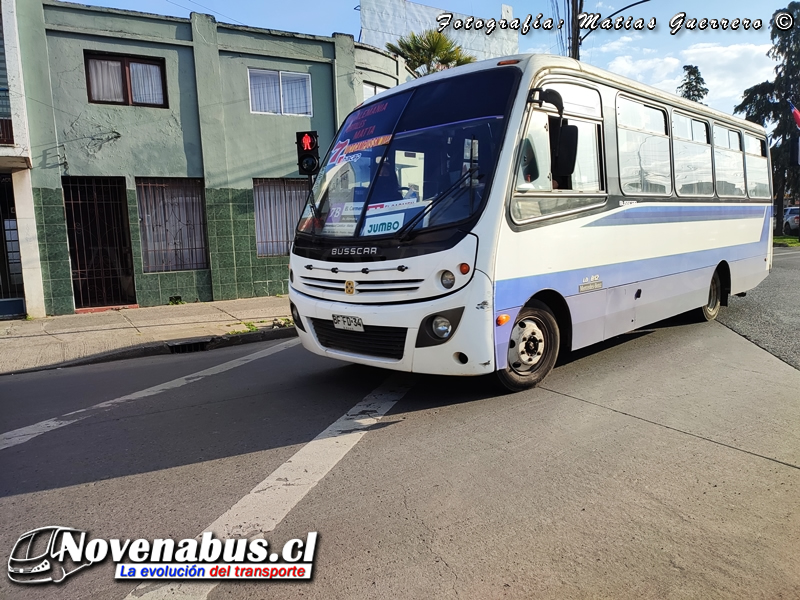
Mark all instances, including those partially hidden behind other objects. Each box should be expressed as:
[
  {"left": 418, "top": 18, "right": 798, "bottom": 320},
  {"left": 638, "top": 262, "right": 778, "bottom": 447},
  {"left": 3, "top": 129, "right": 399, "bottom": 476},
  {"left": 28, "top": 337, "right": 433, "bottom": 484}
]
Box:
[
  {"left": 310, "top": 319, "right": 407, "bottom": 360},
  {"left": 299, "top": 276, "right": 424, "bottom": 294}
]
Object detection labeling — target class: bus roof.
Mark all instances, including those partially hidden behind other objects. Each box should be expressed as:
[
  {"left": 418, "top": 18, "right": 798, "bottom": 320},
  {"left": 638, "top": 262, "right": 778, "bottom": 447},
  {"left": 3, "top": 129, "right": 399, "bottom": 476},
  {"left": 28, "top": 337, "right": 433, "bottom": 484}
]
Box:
[{"left": 368, "top": 53, "right": 767, "bottom": 137}]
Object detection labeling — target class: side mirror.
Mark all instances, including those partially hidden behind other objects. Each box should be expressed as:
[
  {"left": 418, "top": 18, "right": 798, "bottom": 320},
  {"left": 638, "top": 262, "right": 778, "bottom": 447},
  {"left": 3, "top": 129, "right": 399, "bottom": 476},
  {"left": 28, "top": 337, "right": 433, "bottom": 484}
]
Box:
[{"left": 552, "top": 124, "right": 578, "bottom": 177}]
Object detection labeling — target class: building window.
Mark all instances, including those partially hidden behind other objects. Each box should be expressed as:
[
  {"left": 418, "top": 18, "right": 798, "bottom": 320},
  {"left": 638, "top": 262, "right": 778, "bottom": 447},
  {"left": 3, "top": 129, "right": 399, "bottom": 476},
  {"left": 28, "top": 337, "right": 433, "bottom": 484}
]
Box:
[
  {"left": 254, "top": 178, "right": 308, "bottom": 256},
  {"left": 136, "top": 178, "right": 208, "bottom": 272},
  {"left": 363, "top": 82, "right": 388, "bottom": 101},
  {"left": 249, "top": 69, "right": 312, "bottom": 116},
  {"left": 85, "top": 52, "right": 167, "bottom": 107}
]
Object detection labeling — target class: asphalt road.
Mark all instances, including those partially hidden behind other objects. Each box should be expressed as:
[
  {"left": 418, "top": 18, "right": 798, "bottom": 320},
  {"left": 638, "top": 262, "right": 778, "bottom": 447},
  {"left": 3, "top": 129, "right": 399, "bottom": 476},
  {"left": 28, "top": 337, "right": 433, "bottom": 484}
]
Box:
[
  {"left": 718, "top": 247, "right": 800, "bottom": 369},
  {"left": 1, "top": 289, "right": 798, "bottom": 600}
]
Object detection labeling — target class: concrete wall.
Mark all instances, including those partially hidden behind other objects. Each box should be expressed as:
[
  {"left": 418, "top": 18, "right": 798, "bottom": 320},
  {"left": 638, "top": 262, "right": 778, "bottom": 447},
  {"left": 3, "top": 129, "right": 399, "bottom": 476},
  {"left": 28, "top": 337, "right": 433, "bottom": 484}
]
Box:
[{"left": 14, "top": 0, "right": 413, "bottom": 314}]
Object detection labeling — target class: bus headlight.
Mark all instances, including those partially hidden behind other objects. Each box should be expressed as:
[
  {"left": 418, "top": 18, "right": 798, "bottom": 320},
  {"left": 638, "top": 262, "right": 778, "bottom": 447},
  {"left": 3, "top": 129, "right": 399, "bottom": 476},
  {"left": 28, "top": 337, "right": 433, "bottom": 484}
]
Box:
[
  {"left": 415, "top": 307, "right": 464, "bottom": 348},
  {"left": 440, "top": 270, "right": 456, "bottom": 289},
  {"left": 432, "top": 316, "right": 453, "bottom": 338}
]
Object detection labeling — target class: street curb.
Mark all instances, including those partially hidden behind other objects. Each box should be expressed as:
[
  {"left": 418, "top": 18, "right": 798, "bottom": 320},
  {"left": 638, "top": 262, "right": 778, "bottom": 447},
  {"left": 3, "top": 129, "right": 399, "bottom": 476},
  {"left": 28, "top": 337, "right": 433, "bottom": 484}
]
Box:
[{"left": 2, "top": 327, "right": 298, "bottom": 376}]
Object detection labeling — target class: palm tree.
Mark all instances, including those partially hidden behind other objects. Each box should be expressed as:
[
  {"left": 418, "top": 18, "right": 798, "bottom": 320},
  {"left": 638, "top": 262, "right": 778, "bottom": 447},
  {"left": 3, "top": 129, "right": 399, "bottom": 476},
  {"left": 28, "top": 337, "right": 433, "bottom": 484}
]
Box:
[{"left": 386, "top": 30, "right": 476, "bottom": 76}]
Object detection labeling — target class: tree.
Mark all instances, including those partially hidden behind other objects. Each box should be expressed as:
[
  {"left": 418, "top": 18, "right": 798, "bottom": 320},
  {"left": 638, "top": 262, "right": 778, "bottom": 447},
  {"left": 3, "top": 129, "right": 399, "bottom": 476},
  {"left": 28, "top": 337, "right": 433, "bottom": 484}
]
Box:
[
  {"left": 734, "top": 3, "right": 800, "bottom": 233},
  {"left": 386, "top": 30, "right": 475, "bottom": 76},
  {"left": 677, "top": 65, "right": 709, "bottom": 102}
]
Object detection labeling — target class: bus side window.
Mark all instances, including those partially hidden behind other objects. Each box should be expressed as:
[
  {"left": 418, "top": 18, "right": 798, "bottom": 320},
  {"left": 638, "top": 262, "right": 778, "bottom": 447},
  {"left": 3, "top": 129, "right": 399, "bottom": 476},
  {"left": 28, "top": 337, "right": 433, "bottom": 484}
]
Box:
[
  {"left": 512, "top": 111, "right": 551, "bottom": 220},
  {"left": 516, "top": 111, "right": 551, "bottom": 193}
]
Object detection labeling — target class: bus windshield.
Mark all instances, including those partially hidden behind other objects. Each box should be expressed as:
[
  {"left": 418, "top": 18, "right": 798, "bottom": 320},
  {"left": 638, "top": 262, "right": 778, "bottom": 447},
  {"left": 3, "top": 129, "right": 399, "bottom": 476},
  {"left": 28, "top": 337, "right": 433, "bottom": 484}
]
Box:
[{"left": 297, "top": 68, "right": 520, "bottom": 239}]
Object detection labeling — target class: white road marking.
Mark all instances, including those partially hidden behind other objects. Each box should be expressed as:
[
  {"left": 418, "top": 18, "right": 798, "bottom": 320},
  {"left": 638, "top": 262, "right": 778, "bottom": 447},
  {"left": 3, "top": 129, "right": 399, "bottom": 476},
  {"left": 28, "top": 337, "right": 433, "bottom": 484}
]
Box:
[
  {"left": 125, "top": 374, "right": 415, "bottom": 600},
  {"left": 0, "top": 339, "right": 300, "bottom": 451}
]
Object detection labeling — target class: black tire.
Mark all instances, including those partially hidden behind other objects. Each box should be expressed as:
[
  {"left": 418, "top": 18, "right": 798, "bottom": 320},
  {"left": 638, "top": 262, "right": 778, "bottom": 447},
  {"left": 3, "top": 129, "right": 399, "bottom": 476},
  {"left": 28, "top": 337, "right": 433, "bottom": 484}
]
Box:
[
  {"left": 696, "top": 270, "right": 721, "bottom": 322},
  {"left": 495, "top": 300, "right": 560, "bottom": 392},
  {"left": 784, "top": 222, "right": 793, "bottom": 236}
]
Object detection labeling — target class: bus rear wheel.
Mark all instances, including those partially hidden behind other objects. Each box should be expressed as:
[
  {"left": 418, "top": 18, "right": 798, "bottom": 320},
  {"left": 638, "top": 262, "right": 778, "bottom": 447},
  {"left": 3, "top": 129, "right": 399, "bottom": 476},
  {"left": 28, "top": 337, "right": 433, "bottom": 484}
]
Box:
[
  {"left": 697, "top": 270, "right": 721, "bottom": 322},
  {"left": 495, "top": 301, "right": 560, "bottom": 392}
]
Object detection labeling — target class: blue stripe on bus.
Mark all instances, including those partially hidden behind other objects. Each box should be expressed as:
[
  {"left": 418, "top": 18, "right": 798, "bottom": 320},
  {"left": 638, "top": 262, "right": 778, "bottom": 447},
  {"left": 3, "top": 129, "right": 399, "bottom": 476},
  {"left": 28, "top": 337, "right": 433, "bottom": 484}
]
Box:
[
  {"left": 495, "top": 210, "right": 770, "bottom": 310},
  {"left": 583, "top": 204, "right": 766, "bottom": 227}
]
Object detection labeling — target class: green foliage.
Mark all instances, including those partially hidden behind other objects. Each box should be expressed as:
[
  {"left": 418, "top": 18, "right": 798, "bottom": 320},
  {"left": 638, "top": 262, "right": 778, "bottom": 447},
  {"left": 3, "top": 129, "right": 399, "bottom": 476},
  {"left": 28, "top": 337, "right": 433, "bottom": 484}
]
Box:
[
  {"left": 228, "top": 321, "right": 258, "bottom": 334},
  {"left": 677, "top": 65, "right": 709, "bottom": 102},
  {"left": 386, "top": 30, "right": 476, "bottom": 76},
  {"left": 774, "top": 235, "right": 800, "bottom": 247},
  {"left": 735, "top": 3, "right": 800, "bottom": 208}
]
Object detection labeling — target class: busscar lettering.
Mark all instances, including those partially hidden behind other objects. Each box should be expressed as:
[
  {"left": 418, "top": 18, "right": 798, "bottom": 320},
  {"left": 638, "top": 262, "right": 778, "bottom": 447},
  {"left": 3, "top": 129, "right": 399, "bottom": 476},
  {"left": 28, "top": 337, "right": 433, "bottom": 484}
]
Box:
[{"left": 331, "top": 247, "right": 378, "bottom": 256}]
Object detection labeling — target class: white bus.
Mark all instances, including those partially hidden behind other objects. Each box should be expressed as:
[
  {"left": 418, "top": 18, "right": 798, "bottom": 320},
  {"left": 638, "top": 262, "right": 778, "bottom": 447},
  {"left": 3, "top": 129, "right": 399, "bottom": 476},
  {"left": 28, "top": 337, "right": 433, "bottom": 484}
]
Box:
[{"left": 288, "top": 54, "right": 772, "bottom": 391}]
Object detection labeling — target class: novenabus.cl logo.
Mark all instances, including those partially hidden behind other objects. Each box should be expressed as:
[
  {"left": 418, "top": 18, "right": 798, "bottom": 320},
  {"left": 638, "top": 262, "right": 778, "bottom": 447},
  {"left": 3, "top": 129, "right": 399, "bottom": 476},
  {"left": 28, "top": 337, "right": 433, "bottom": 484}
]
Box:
[{"left": 8, "top": 526, "right": 93, "bottom": 584}]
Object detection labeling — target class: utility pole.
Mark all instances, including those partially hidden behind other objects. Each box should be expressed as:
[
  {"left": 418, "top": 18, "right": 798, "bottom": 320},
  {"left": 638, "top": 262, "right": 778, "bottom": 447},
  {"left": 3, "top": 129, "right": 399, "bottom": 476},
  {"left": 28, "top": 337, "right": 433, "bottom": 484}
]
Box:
[{"left": 570, "top": 0, "right": 581, "bottom": 60}]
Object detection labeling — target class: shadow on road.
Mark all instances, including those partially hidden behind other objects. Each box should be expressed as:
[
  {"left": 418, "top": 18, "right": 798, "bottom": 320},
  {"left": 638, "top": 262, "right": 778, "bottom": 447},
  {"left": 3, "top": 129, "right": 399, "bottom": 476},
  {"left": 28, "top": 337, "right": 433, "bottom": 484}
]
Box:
[{"left": 0, "top": 310, "right": 707, "bottom": 498}]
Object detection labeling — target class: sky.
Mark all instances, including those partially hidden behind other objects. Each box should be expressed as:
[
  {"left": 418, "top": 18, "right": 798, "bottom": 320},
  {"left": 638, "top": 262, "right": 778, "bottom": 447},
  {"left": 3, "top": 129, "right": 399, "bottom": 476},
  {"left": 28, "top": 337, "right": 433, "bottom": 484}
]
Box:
[{"left": 67, "top": 0, "right": 790, "bottom": 115}]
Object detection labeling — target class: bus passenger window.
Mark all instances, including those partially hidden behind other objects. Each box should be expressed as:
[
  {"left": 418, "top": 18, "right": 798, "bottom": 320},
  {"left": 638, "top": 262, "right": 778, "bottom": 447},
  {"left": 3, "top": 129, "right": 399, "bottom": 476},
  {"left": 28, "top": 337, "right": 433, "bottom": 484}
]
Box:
[
  {"left": 744, "top": 134, "right": 770, "bottom": 199},
  {"left": 617, "top": 97, "right": 671, "bottom": 195},
  {"left": 713, "top": 125, "right": 745, "bottom": 197}
]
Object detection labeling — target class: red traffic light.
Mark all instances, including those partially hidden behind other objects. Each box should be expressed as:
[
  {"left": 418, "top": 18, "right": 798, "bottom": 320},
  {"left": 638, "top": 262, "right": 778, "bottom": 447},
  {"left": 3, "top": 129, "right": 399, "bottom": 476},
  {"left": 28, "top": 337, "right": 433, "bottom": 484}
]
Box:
[
  {"left": 297, "top": 131, "right": 318, "bottom": 151},
  {"left": 296, "top": 131, "right": 320, "bottom": 176}
]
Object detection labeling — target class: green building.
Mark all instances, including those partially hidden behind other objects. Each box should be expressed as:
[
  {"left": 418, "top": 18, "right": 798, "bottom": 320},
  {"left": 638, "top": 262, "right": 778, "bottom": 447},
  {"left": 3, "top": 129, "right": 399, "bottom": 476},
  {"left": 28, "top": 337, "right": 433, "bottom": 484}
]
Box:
[{"left": 0, "top": 0, "right": 413, "bottom": 317}]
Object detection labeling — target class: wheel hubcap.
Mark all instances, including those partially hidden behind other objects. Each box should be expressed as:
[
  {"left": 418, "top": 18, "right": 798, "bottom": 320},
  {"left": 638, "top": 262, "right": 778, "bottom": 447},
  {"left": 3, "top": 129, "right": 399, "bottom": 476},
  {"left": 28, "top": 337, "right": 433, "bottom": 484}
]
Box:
[{"left": 508, "top": 318, "right": 546, "bottom": 373}]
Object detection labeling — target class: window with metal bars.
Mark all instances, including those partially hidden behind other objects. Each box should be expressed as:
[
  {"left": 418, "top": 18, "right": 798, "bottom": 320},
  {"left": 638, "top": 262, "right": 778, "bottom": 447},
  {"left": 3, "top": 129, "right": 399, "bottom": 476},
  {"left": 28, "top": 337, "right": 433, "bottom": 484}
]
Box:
[
  {"left": 136, "top": 178, "right": 208, "bottom": 272},
  {"left": 0, "top": 176, "right": 24, "bottom": 300},
  {"left": 253, "top": 178, "right": 308, "bottom": 256}
]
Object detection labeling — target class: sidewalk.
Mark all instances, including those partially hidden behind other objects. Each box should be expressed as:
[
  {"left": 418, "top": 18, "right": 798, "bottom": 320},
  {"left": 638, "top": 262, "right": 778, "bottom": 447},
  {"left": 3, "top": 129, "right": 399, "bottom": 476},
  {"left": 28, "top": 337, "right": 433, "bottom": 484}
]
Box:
[{"left": 0, "top": 297, "right": 293, "bottom": 375}]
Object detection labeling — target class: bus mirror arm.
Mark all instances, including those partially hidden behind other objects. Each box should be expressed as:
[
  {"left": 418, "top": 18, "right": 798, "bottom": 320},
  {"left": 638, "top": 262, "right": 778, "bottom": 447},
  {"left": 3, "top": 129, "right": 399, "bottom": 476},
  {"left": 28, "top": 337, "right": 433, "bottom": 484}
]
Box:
[{"left": 528, "top": 88, "right": 564, "bottom": 118}]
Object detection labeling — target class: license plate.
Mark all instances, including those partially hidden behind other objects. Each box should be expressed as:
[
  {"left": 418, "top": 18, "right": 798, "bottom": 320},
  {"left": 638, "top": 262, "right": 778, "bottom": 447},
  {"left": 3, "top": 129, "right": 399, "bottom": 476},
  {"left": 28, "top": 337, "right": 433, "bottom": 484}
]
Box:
[{"left": 332, "top": 314, "right": 364, "bottom": 332}]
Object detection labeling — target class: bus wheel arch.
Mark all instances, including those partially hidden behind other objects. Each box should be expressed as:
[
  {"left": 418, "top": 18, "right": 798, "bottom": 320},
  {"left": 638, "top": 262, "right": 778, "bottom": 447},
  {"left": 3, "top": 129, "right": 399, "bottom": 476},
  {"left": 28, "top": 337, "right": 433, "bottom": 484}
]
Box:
[
  {"left": 530, "top": 290, "right": 572, "bottom": 361},
  {"left": 494, "top": 291, "right": 572, "bottom": 392},
  {"left": 716, "top": 261, "right": 731, "bottom": 307}
]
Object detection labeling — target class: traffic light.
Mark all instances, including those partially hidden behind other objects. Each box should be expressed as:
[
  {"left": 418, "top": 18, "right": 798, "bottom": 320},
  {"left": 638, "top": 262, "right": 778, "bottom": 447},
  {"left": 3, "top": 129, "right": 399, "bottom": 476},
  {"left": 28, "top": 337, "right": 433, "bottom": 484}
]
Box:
[{"left": 296, "top": 131, "right": 320, "bottom": 176}]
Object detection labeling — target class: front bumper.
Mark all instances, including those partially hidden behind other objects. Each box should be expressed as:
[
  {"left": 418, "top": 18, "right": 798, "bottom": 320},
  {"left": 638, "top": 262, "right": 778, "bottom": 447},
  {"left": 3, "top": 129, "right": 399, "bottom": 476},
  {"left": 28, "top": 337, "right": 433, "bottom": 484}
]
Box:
[{"left": 289, "top": 272, "right": 496, "bottom": 376}]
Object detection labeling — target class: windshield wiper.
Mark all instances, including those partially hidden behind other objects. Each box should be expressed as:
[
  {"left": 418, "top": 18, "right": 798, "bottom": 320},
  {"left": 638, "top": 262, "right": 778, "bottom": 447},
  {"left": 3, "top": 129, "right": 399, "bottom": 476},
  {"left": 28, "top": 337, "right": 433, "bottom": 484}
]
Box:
[{"left": 395, "top": 167, "right": 479, "bottom": 242}]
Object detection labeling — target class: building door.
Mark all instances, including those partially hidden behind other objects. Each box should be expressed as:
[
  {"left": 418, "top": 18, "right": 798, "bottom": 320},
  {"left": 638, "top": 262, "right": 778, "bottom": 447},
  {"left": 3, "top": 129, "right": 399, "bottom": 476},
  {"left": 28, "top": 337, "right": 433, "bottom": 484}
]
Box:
[
  {"left": 63, "top": 176, "right": 136, "bottom": 309},
  {"left": 0, "top": 175, "right": 25, "bottom": 318}
]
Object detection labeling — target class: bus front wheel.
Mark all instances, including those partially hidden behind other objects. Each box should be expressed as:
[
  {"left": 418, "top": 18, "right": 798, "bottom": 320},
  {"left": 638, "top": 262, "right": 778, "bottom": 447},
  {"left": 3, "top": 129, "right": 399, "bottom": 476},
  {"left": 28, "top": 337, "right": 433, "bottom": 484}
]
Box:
[
  {"left": 697, "top": 270, "right": 721, "bottom": 322},
  {"left": 496, "top": 301, "right": 560, "bottom": 392}
]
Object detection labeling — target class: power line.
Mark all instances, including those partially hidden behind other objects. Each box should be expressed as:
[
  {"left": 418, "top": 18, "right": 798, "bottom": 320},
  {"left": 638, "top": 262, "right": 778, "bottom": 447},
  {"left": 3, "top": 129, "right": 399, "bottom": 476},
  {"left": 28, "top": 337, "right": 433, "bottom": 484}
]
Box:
[{"left": 163, "top": 0, "right": 247, "bottom": 26}]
